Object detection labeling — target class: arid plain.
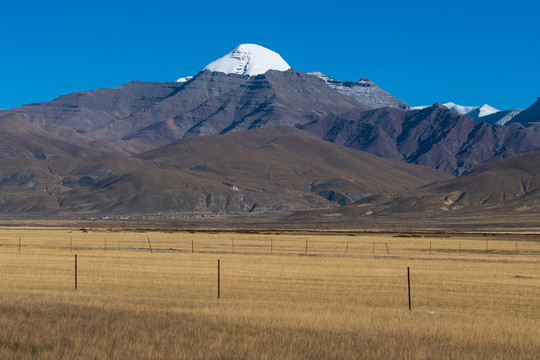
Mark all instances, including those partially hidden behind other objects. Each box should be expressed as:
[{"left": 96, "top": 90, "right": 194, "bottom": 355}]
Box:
[{"left": 0, "top": 226, "right": 538, "bottom": 359}]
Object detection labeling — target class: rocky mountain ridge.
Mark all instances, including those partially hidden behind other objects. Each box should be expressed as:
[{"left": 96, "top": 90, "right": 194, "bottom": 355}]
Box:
[
  {"left": 307, "top": 72, "right": 409, "bottom": 110},
  {"left": 301, "top": 103, "right": 540, "bottom": 175},
  {"left": 2, "top": 70, "right": 539, "bottom": 177},
  {"left": 2, "top": 70, "right": 368, "bottom": 156},
  {"left": 507, "top": 97, "right": 540, "bottom": 126}
]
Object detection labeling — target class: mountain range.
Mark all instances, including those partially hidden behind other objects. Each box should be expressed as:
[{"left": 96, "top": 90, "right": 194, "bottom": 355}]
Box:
[
  {"left": 4, "top": 70, "right": 369, "bottom": 156},
  {"left": 0, "top": 126, "right": 450, "bottom": 216},
  {"left": 0, "top": 43, "right": 539, "bottom": 222},
  {"left": 412, "top": 102, "right": 525, "bottom": 125},
  {"left": 301, "top": 103, "right": 540, "bottom": 175},
  {"left": 443, "top": 102, "right": 499, "bottom": 118}
]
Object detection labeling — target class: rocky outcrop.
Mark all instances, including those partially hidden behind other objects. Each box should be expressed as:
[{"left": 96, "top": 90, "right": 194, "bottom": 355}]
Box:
[{"left": 308, "top": 72, "right": 408, "bottom": 110}]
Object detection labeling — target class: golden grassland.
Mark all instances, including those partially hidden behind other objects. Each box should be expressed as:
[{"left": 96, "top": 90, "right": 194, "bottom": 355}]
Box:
[{"left": 0, "top": 227, "right": 538, "bottom": 359}]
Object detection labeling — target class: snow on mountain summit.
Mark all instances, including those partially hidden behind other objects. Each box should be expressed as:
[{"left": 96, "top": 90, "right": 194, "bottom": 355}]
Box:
[
  {"left": 467, "top": 104, "right": 500, "bottom": 118},
  {"left": 202, "top": 44, "right": 291, "bottom": 76},
  {"left": 442, "top": 102, "right": 478, "bottom": 115},
  {"left": 412, "top": 102, "right": 500, "bottom": 119},
  {"left": 442, "top": 102, "right": 499, "bottom": 118}
]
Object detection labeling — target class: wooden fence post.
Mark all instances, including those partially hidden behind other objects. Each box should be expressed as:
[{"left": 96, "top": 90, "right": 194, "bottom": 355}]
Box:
[
  {"left": 305, "top": 239, "right": 308, "bottom": 256},
  {"left": 407, "top": 266, "right": 411, "bottom": 312},
  {"left": 18, "top": 236, "right": 21, "bottom": 254},
  {"left": 270, "top": 238, "right": 273, "bottom": 255},
  {"left": 192, "top": 239, "right": 194, "bottom": 254},
  {"left": 345, "top": 241, "right": 349, "bottom": 256},
  {"left": 385, "top": 242, "right": 389, "bottom": 255},
  {"left": 372, "top": 242, "right": 375, "bottom": 254},
  {"left": 429, "top": 241, "right": 432, "bottom": 255},
  {"left": 217, "top": 259, "right": 221, "bottom": 299},
  {"left": 147, "top": 237, "right": 153, "bottom": 253},
  {"left": 75, "top": 254, "right": 78, "bottom": 290}
]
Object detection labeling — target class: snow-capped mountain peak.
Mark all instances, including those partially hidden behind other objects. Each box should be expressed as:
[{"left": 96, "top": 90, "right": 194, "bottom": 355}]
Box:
[
  {"left": 202, "top": 44, "right": 291, "bottom": 76},
  {"left": 470, "top": 104, "right": 500, "bottom": 118},
  {"left": 442, "top": 102, "right": 478, "bottom": 115},
  {"left": 441, "top": 102, "right": 499, "bottom": 118},
  {"left": 412, "top": 102, "right": 500, "bottom": 119}
]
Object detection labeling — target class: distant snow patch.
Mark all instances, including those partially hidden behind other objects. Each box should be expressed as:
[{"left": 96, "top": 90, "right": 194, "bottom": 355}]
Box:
[{"left": 176, "top": 76, "right": 193, "bottom": 83}]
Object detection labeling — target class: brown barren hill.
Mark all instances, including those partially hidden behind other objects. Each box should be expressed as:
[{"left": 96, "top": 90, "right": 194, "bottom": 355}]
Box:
[
  {"left": 347, "top": 149, "right": 540, "bottom": 217},
  {"left": 0, "top": 113, "right": 101, "bottom": 160},
  {"left": 0, "top": 127, "right": 452, "bottom": 216}
]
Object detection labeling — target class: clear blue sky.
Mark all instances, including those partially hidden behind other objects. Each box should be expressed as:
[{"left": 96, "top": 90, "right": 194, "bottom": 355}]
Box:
[{"left": 1, "top": 0, "right": 538, "bottom": 110}]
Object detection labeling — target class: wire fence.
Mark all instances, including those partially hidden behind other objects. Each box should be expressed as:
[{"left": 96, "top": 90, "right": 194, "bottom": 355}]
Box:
[
  {"left": 0, "top": 232, "right": 539, "bottom": 318},
  {"left": 2, "top": 232, "right": 540, "bottom": 258}
]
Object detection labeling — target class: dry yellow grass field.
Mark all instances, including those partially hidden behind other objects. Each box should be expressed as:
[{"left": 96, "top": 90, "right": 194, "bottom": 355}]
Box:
[{"left": 0, "top": 227, "right": 538, "bottom": 359}]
